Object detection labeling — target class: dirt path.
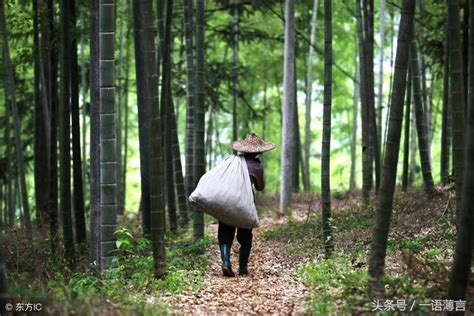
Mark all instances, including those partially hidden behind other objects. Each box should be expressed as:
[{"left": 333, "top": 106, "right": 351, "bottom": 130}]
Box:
[{"left": 168, "top": 215, "right": 309, "bottom": 315}]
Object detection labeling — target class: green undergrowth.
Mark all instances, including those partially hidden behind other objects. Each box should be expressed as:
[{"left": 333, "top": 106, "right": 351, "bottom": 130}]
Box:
[
  {"left": 5, "top": 226, "right": 214, "bottom": 315},
  {"left": 299, "top": 255, "right": 433, "bottom": 314},
  {"left": 262, "top": 188, "right": 456, "bottom": 314},
  {"left": 261, "top": 217, "right": 322, "bottom": 256}
]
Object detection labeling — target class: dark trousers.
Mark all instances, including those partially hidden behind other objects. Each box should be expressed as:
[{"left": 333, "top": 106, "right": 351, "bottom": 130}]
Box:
[{"left": 218, "top": 222, "right": 253, "bottom": 249}]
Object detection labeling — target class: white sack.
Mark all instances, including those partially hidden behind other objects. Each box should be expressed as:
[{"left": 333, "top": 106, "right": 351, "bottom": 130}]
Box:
[{"left": 189, "top": 155, "right": 259, "bottom": 229}]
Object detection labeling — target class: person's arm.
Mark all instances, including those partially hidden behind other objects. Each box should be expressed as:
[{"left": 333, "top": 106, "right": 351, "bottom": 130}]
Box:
[
  {"left": 252, "top": 165, "right": 265, "bottom": 191},
  {"left": 245, "top": 156, "right": 265, "bottom": 191}
]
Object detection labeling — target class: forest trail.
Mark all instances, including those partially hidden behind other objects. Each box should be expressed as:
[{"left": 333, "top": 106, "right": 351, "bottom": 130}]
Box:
[{"left": 166, "top": 211, "right": 310, "bottom": 315}]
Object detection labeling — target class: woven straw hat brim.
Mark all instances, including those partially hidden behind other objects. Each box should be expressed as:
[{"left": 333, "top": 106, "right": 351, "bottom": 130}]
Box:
[{"left": 232, "top": 139, "right": 276, "bottom": 153}]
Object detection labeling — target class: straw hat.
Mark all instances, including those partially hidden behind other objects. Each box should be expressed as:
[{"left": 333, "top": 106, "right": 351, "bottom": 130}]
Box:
[{"left": 232, "top": 133, "right": 276, "bottom": 153}]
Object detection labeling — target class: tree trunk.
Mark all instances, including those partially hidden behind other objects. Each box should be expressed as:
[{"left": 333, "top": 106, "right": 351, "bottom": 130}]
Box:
[
  {"left": 116, "top": 0, "right": 127, "bottom": 215},
  {"left": 171, "top": 96, "right": 189, "bottom": 229},
  {"left": 350, "top": 54, "right": 359, "bottom": 191},
  {"left": 303, "top": 0, "right": 318, "bottom": 192},
  {"left": 70, "top": 0, "right": 86, "bottom": 244},
  {"left": 292, "top": 83, "right": 300, "bottom": 193},
  {"left": 377, "top": 0, "right": 385, "bottom": 150},
  {"left": 60, "top": 0, "right": 75, "bottom": 266},
  {"left": 447, "top": 0, "right": 466, "bottom": 216},
  {"left": 205, "top": 109, "right": 212, "bottom": 169},
  {"left": 262, "top": 67, "right": 268, "bottom": 141},
  {"left": 232, "top": 4, "right": 239, "bottom": 141},
  {"left": 368, "top": 0, "right": 415, "bottom": 292},
  {"left": 371, "top": 93, "right": 381, "bottom": 194},
  {"left": 39, "top": 0, "right": 52, "bottom": 153},
  {"left": 132, "top": 0, "right": 151, "bottom": 236},
  {"left": 122, "top": 19, "right": 131, "bottom": 214},
  {"left": 462, "top": 1, "right": 469, "bottom": 112},
  {"left": 193, "top": 0, "right": 206, "bottom": 240},
  {"left": 382, "top": 7, "right": 395, "bottom": 158},
  {"left": 0, "top": 0, "right": 32, "bottom": 238},
  {"left": 402, "top": 66, "right": 412, "bottom": 191},
  {"left": 166, "top": 25, "right": 188, "bottom": 228},
  {"left": 419, "top": 0, "right": 432, "bottom": 150},
  {"left": 34, "top": 0, "right": 50, "bottom": 224},
  {"left": 137, "top": 0, "right": 166, "bottom": 277},
  {"left": 80, "top": 10, "right": 87, "bottom": 196},
  {"left": 48, "top": 0, "right": 58, "bottom": 251},
  {"left": 8, "top": 172, "right": 13, "bottom": 228},
  {"left": 364, "top": 0, "right": 380, "bottom": 193},
  {"left": 356, "top": 0, "right": 372, "bottom": 203},
  {"left": 160, "top": 0, "right": 178, "bottom": 234},
  {"left": 321, "top": 0, "right": 333, "bottom": 258},
  {"left": 164, "top": 96, "right": 177, "bottom": 235},
  {"left": 96, "top": 0, "right": 119, "bottom": 271},
  {"left": 367, "top": 0, "right": 381, "bottom": 194},
  {"left": 0, "top": 247, "right": 8, "bottom": 311},
  {"left": 409, "top": 32, "right": 435, "bottom": 194},
  {"left": 441, "top": 21, "right": 451, "bottom": 183},
  {"left": 3, "top": 98, "right": 13, "bottom": 228},
  {"left": 156, "top": 0, "right": 165, "bottom": 97},
  {"left": 14, "top": 178, "right": 19, "bottom": 226},
  {"left": 408, "top": 104, "right": 417, "bottom": 185},
  {"left": 447, "top": 0, "right": 474, "bottom": 300},
  {"left": 183, "top": 0, "right": 195, "bottom": 204},
  {"left": 90, "top": 0, "right": 101, "bottom": 262},
  {"left": 280, "top": 0, "right": 295, "bottom": 215}
]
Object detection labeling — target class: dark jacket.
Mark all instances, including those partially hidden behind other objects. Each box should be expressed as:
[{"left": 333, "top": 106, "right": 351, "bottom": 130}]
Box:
[{"left": 244, "top": 156, "right": 264, "bottom": 191}]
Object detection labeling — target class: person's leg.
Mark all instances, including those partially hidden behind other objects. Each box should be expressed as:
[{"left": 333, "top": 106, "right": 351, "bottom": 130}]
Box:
[
  {"left": 218, "top": 222, "right": 236, "bottom": 277},
  {"left": 236, "top": 228, "right": 253, "bottom": 275},
  {"left": 218, "top": 221, "right": 236, "bottom": 246}
]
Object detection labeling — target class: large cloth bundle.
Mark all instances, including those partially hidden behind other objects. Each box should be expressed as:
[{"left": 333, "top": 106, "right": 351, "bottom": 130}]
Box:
[{"left": 189, "top": 155, "right": 259, "bottom": 229}]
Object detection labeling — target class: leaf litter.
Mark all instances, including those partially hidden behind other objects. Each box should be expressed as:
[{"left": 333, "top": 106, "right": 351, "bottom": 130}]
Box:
[{"left": 162, "top": 211, "right": 310, "bottom": 315}]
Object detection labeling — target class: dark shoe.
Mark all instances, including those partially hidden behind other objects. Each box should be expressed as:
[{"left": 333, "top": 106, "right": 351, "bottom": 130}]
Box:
[
  {"left": 239, "top": 246, "right": 251, "bottom": 275},
  {"left": 219, "top": 244, "right": 235, "bottom": 277}
]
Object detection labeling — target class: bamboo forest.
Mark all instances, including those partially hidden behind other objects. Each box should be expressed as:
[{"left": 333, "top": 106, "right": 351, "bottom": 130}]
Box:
[{"left": 2, "top": 0, "right": 474, "bottom": 314}]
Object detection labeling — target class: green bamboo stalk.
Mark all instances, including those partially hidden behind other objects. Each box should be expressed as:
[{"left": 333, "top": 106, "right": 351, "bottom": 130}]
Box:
[
  {"left": 303, "top": 0, "right": 318, "bottom": 192},
  {"left": 0, "top": 246, "right": 8, "bottom": 310},
  {"left": 441, "top": 21, "right": 451, "bottom": 183},
  {"left": 98, "top": 0, "right": 117, "bottom": 271},
  {"left": 409, "top": 30, "right": 435, "bottom": 194},
  {"left": 60, "top": 0, "right": 75, "bottom": 265},
  {"left": 33, "top": 0, "right": 50, "bottom": 223},
  {"left": 193, "top": 0, "right": 206, "bottom": 240},
  {"left": 122, "top": 14, "right": 131, "bottom": 213},
  {"left": 48, "top": 0, "right": 58, "bottom": 251},
  {"left": 160, "top": 0, "right": 178, "bottom": 234},
  {"left": 402, "top": 65, "right": 412, "bottom": 191},
  {"left": 137, "top": 0, "right": 166, "bottom": 277},
  {"left": 368, "top": 0, "right": 415, "bottom": 293},
  {"left": 116, "top": 0, "right": 127, "bottom": 215},
  {"left": 447, "top": 0, "right": 466, "bottom": 216},
  {"left": 321, "top": 0, "right": 333, "bottom": 258},
  {"left": 280, "top": 0, "right": 296, "bottom": 215},
  {"left": 183, "top": 0, "right": 196, "bottom": 202},
  {"left": 0, "top": 0, "right": 32, "bottom": 238},
  {"left": 70, "top": 0, "right": 86, "bottom": 244},
  {"left": 132, "top": 0, "right": 151, "bottom": 236},
  {"left": 447, "top": 0, "right": 474, "bottom": 300},
  {"left": 356, "top": 0, "right": 372, "bottom": 203}
]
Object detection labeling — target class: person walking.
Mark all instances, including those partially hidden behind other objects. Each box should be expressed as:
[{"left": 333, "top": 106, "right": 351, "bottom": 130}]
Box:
[{"left": 218, "top": 133, "right": 275, "bottom": 277}]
